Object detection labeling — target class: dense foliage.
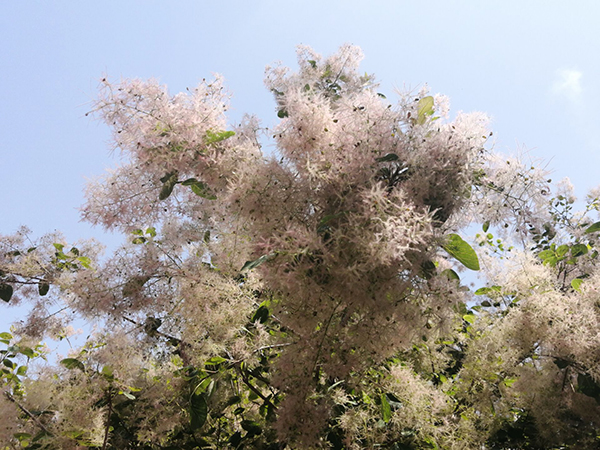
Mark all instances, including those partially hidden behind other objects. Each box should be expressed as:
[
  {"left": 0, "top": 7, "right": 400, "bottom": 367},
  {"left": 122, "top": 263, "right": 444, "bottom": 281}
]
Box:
[{"left": 2, "top": 45, "right": 600, "bottom": 449}]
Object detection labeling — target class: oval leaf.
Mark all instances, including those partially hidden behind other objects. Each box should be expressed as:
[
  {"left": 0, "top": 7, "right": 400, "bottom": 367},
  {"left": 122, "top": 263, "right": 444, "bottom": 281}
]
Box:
[
  {"left": 190, "top": 394, "right": 208, "bottom": 430},
  {"left": 381, "top": 393, "right": 392, "bottom": 423},
  {"left": 60, "top": 358, "right": 85, "bottom": 371},
  {"left": 584, "top": 221, "right": 600, "bottom": 234},
  {"left": 241, "top": 419, "right": 262, "bottom": 437},
  {"left": 159, "top": 172, "right": 179, "bottom": 201},
  {"left": 571, "top": 278, "right": 584, "bottom": 292},
  {"left": 417, "top": 96, "right": 434, "bottom": 124},
  {"left": 375, "top": 153, "right": 399, "bottom": 163},
  {"left": 443, "top": 234, "right": 480, "bottom": 271},
  {"left": 38, "top": 282, "right": 50, "bottom": 296},
  {"left": 241, "top": 253, "right": 276, "bottom": 273},
  {"left": 205, "top": 356, "right": 227, "bottom": 366},
  {"left": 571, "top": 243, "right": 588, "bottom": 257},
  {"left": 0, "top": 283, "right": 13, "bottom": 302}
]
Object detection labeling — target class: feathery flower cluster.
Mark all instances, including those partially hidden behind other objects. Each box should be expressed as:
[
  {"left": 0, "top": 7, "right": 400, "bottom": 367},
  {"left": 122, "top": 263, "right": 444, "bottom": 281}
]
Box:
[{"left": 2, "top": 45, "right": 600, "bottom": 449}]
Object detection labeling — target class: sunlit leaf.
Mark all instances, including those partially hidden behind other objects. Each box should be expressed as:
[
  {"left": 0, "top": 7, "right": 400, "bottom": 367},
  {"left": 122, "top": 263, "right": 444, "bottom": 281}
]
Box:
[
  {"left": 462, "top": 314, "right": 476, "bottom": 324},
  {"left": 571, "top": 278, "right": 584, "bottom": 292},
  {"left": 381, "top": 393, "right": 392, "bottom": 423},
  {"left": 77, "top": 256, "right": 92, "bottom": 269},
  {"left": 205, "top": 129, "right": 235, "bottom": 145},
  {"left": 443, "top": 234, "right": 480, "bottom": 271},
  {"left": 205, "top": 356, "right": 227, "bottom": 366},
  {"left": 417, "top": 96, "right": 434, "bottom": 125}
]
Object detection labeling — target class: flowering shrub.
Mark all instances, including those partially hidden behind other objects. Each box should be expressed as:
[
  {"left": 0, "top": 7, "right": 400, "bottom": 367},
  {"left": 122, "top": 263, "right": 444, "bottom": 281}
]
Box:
[{"left": 1, "top": 45, "right": 600, "bottom": 449}]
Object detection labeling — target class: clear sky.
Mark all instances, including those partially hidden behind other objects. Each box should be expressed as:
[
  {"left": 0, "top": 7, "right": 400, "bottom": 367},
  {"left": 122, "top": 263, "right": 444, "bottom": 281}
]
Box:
[{"left": 1, "top": 1, "right": 599, "bottom": 327}]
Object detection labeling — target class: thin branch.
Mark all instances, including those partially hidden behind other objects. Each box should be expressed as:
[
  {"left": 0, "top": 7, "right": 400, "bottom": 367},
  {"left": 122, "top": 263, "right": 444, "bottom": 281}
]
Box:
[
  {"left": 4, "top": 391, "right": 53, "bottom": 436},
  {"left": 312, "top": 298, "right": 343, "bottom": 378},
  {"left": 235, "top": 365, "right": 278, "bottom": 411},
  {"left": 101, "top": 389, "right": 113, "bottom": 450}
]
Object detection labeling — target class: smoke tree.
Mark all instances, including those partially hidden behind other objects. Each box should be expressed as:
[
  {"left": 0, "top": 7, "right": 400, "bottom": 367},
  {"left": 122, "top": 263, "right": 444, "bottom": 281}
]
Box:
[{"left": 1, "top": 45, "right": 600, "bottom": 449}]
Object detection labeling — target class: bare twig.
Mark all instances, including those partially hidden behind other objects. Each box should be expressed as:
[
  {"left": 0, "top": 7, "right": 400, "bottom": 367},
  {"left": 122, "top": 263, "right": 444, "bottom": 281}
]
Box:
[{"left": 4, "top": 391, "right": 53, "bottom": 436}]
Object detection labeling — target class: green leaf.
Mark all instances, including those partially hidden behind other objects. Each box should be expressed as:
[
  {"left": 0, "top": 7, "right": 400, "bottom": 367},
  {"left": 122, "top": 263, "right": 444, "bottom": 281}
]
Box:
[
  {"left": 441, "top": 269, "right": 460, "bottom": 281},
  {"left": 189, "top": 181, "right": 216, "bottom": 200},
  {"left": 181, "top": 178, "right": 217, "bottom": 200},
  {"left": 121, "top": 391, "right": 135, "bottom": 400},
  {"left": 229, "top": 432, "right": 243, "bottom": 447},
  {"left": 308, "top": 60, "right": 317, "bottom": 69},
  {"left": 420, "top": 260, "right": 437, "bottom": 280},
  {"left": 375, "top": 153, "right": 399, "bottom": 162},
  {"left": 252, "top": 305, "right": 270, "bottom": 324},
  {"left": 556, "top": 245, "right": 569, "bottom": 257},
  {"left": 225, "top": 395, "right": 241, "bottom": 407},
  {"left": 277, "top": 109, "right": 289, "bottom": 119},
  {"left": 16, "top": 365, "right": 27, "bottom": 376},
  {"left": 159, "top": 171, "right": 179, "bottom": 201},
  {"left": 462, "top": 314, "right": 476, "bottom": 324},
  {"left": 380, "top": 393, "right": 392, "bottom": 423},
  {"left": 474, "top": 286, "right": 501, "bottom": 295},
  {"left": 205, "top": 356, "right": 227, "bottom": 366},
  {"left": 205, "top": 130, "right": 235, "bottom": 145},
  {"left": 60, "top": 358, "right": 84, "bottom": 371},
  {"left": 241, "top": 420, "right": 262, "bottom": 437},
  {"left": 146, "top": 227, "right": 157, "bottom": 237},
  {"left": 13, "top": 433, "right": 31, "bottom": 444},
  {"left": 241, "top": 253, "right": 276, "bottom": 272},
  {"left": 571, "top": 278, "right": 584, "bottom": 292},
  {"left": 53, "top": 243, "right": 64, "bottom": 252},
  {"left": 0, "top": 332, "right": 12, "bottom": 340},
  {"left": 38, "top": 282, "right": 50, "bottom": 296},
  {"left": 19, "top": 347, "right": 35, "bottom": 358},
  {"left": 0, "top": 283, "right": 13, "bottom": 302},
  {"left": 553, "top": 358, "right": 570, "bottom": 369},
  {"left": 584, "top": 221, "right": 600, "bottom": 234},
  {"left": 3, "top": 359, "right": 15, "bottom": 369},
  {"left": 577, "top": 372, "right": 600, "bottom": 399},
  {"left": 101, "top": 365, "right": 114, "bottom": 381},
  {"left": 190, "top": 394, "right": 208, "bottom": 430},
  {"left": 417, "top": 96, "right": 435, "bottom": 125},
  {"left": 503, "top": 377, "right": 517, "bottom": 387},
  {"left": 443, "top": 234, "right": 480, "bottom": 271},
  {"left": 482, "top": 221, "right": 490, "bottom": 232},
  {"left": 77, "top": 257, "right": 92, "bottom": 269},
  {"left": 571, "top": 243, "right": 588, "bottom": 257},
  {"left": 132, "top": 237, "right": 147, "bottom": 245}
]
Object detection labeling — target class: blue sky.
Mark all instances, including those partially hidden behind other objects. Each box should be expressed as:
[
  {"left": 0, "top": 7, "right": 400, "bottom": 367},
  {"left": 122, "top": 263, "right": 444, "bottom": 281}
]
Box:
[{"left": 1, "top": 2, "right": 599, "bottom": 328}]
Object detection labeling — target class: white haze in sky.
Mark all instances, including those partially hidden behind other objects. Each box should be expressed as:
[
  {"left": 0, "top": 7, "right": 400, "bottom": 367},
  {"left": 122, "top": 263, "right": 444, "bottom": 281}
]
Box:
[{"left": 552, "top": 68, "right": 583, "bottom": 103}]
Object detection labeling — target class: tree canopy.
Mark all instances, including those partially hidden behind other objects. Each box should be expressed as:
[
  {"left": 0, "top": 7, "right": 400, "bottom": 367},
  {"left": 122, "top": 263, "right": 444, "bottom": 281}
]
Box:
[{"left": 1, "top": 45, "right": 600, "bottom": 449}]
